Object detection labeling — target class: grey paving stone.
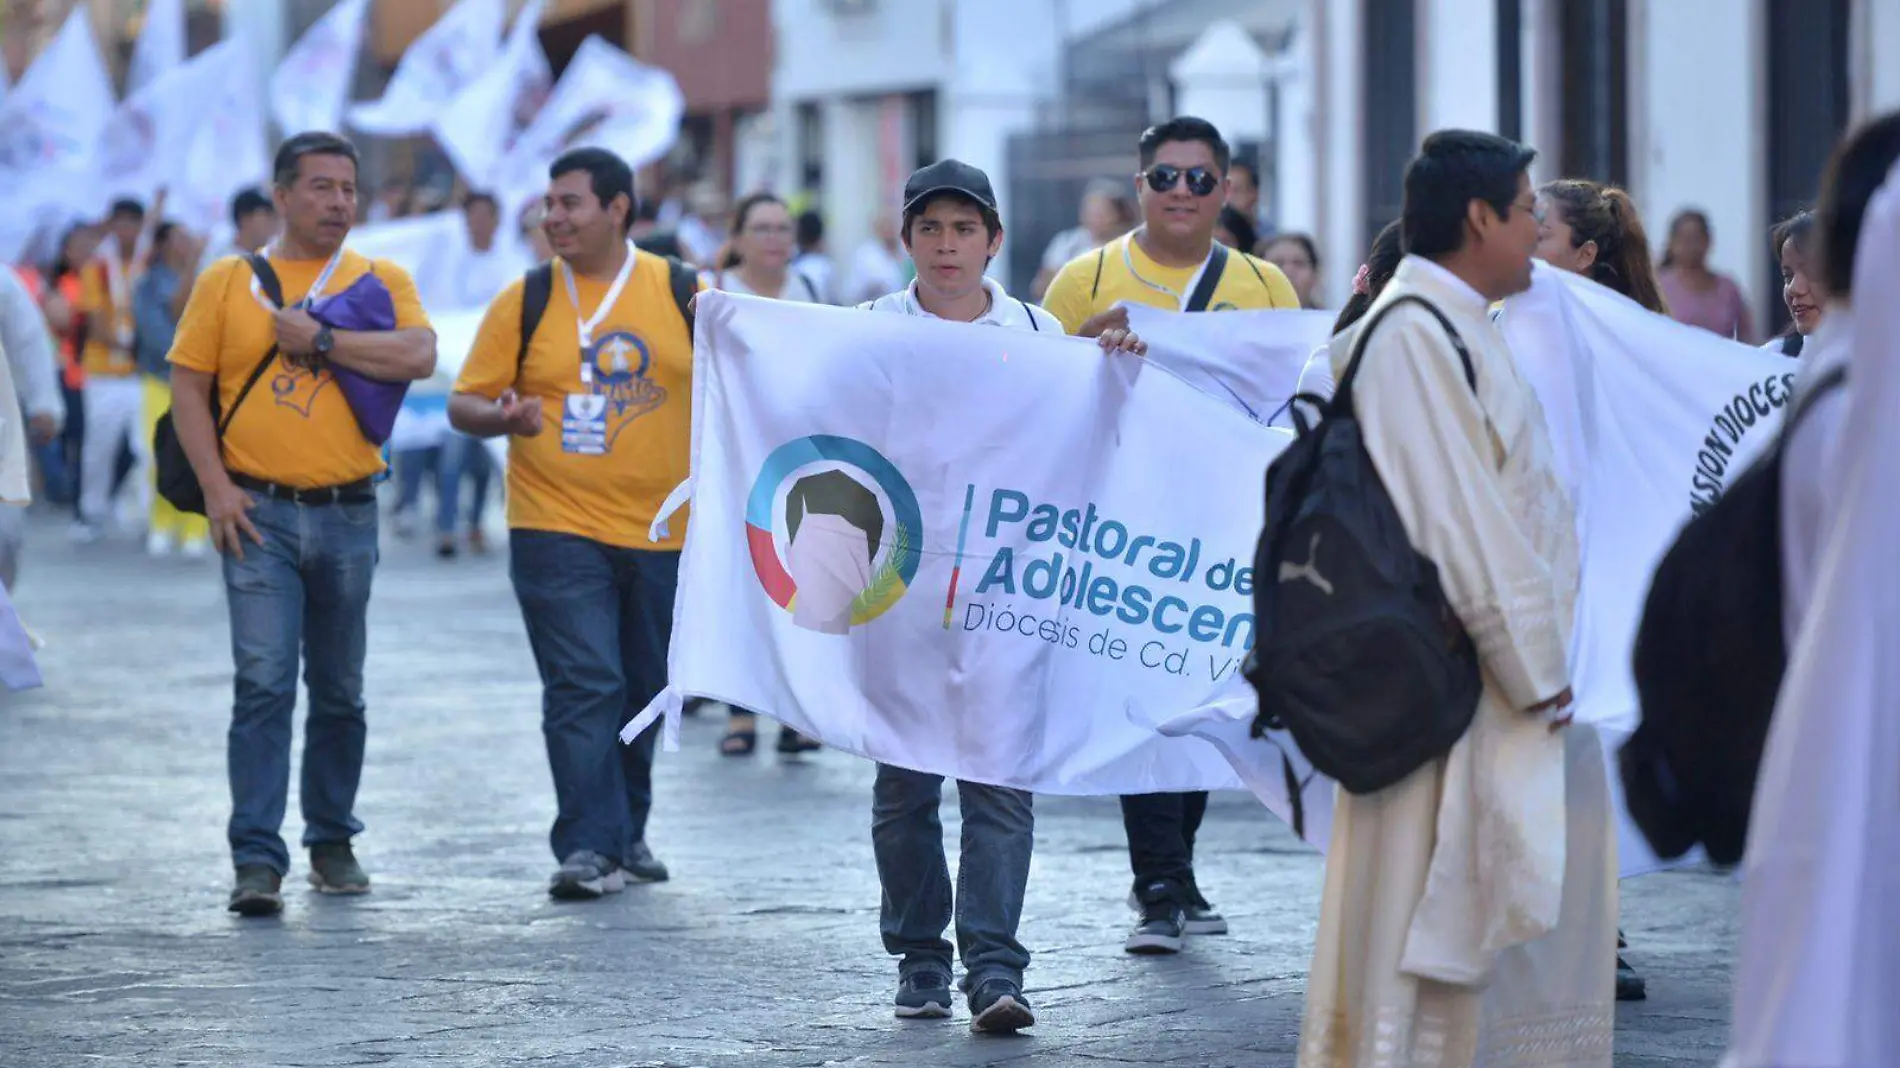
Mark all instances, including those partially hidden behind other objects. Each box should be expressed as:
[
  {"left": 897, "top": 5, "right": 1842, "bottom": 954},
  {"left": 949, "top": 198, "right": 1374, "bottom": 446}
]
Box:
[{"left": 0, "top": 515, "right": 1737, "bottom": 1066}]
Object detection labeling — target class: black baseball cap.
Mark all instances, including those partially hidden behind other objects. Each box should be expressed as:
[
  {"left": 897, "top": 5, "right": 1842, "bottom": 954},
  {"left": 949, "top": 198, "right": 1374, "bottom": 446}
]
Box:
[{"left": 902, "top": 159, "right": 998, "bottom": 215}]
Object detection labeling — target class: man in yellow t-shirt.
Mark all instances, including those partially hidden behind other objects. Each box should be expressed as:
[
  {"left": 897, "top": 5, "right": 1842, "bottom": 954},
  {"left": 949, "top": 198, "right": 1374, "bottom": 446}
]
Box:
[
  {"left": 1041, "top": 116, "right": 1299, "bottom": 338},
  {"left": 167, "top": 132, "right": 437, "bottom": 918},
  {"left": 450, "top": 146, "right": 698, "bottom": 901},
  {"left": 1042, "top": 116, "right": 1298, "bottom": 958},
  {"left": 72, "top": 198, "right": 148, "bottom": 541}
]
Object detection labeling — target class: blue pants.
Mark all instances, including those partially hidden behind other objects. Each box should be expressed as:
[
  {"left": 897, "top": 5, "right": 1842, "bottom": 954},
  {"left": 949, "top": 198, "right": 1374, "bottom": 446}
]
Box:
[
  {"left": 223, "top": 494, "right": 379, "bottom": 874},
  {"left": 509, "top": 530, "right": 677, "bottom": 865},
  {"left": 873, "top": 764, "right": 1034, "bottom": 988},
  {"left": 435, "top": 434, "right": 492, "bottom": 536}
]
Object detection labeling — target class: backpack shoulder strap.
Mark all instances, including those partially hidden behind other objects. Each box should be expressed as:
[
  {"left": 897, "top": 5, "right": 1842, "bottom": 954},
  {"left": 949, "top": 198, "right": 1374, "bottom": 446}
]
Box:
[
  {"left": 1184, "top": 243, "right": 1228, "bottom": 313},
  {"left": 1238, "top": 251, "right": 1269, "bottom": 289},
  {"left": 244, "top": 252, "right": 285, "bottom": 310},
  {"left": 665, "top": 256, "right": 697, "bottom": 336},
  {"left": 517, "top": 263, "right": 554, "bottom": 373},
  {"left": 1333, "top": 294, "right": 1476, "bottom": 413},
  {"left": 1018, "top": 299, "right": 1040, "bottom": 331},
  {"left": 1090, "top": 244, "right": 1107, "bottom": 300}
]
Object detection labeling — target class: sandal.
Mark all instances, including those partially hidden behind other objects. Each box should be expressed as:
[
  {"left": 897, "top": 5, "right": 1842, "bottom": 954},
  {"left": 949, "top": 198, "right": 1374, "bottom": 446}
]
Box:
[
  {"left": 776, "top": 727, "right": 822, "bottom": 755},
  {"left": 720, "top": 713, "right": 758, "bottom": 756}
]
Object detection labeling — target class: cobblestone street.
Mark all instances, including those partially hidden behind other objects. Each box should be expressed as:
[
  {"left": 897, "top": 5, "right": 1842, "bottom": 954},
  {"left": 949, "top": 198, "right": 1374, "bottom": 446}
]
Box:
[{"left": 1, "top": 514, "right": 1736, "bottom": 1067}]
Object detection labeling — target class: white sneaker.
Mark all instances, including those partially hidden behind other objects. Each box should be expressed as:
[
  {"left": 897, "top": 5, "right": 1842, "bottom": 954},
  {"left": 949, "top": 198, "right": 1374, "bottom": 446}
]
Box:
[
  {"left": 180, "top": 537, "right": 211, "bottom": 559},
  {"left": 146, "top": 530, "right": 177, "bottom": 556}
]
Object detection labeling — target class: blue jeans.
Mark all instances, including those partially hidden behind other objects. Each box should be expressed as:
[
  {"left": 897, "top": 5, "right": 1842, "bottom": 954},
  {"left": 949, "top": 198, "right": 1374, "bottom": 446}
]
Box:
[
  {"left": 393, "top": 445, "right": 440, "bottom": 515},
  {"left": 435, "top": 434, "right": 492, "bottom": 536},
  {"left": 509, "top": 530, "right": 676, "bottom": 865},
  {"left": 223, "top": 494, "right": 379, "bottom": 874},
  {"left": 873, "top": 764, "right": 1034, "bottom": 989}
]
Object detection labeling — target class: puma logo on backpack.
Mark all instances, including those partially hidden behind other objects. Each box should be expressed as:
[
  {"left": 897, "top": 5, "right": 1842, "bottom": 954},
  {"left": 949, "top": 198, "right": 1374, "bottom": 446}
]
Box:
[{"left": 1277, "top": 533, "right": 1335, "bottom": 595}]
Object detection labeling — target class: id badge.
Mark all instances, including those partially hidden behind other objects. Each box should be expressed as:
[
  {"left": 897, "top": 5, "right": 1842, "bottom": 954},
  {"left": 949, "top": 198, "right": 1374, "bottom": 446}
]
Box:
[{"left": 561, "top": 393, "right": 609, "bottom": 455}]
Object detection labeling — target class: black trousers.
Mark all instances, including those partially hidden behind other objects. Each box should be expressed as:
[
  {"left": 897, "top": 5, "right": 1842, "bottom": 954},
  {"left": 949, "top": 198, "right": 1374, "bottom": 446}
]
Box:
[{"left": 1119, "top": 790, "right": 1209, "bottom": 906}]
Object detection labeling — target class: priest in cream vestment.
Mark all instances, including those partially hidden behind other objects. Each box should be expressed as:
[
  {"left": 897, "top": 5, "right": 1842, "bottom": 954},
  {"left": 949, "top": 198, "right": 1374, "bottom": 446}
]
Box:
[{"left": 1298, "top": 131, "right": 1617, "bottom": 1068}]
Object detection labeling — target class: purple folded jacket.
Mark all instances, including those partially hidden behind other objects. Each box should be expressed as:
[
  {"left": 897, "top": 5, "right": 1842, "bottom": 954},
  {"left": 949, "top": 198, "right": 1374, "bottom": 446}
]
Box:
[{"left": 307, "top": 273, "right": 409, "bottom": 446}]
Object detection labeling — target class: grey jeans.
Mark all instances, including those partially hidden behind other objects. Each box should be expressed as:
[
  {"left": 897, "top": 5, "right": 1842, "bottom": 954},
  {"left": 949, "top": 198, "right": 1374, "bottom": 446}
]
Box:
[{"left": 872, "top": 763, "right": 1033, "bottom": 989}]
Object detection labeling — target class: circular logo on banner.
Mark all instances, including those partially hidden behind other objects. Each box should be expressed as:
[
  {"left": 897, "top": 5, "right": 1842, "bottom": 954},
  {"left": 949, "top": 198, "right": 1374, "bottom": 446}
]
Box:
[{"left": 746, "top": 435, "right": 922, "bottom": 634}]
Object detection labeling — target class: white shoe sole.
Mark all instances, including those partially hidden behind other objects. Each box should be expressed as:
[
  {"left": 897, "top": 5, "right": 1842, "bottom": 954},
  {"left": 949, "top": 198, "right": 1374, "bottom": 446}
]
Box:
[
  {"left": 1185, "top": 915, "right": 1228, "bottom": 935},
  {"left": 549, "top": 869, "right": 627, "bottom": 900},
  {"left": 895, "top": 999, "right": 952, "bottom": 1020},
  {"left": 970, "top": 994, "right": 1036, "bottom": 1034},
  {"left": 305, "top": 872, "right": 370, "bottom": 895},
  {"left": 1124, "top": 930, "right": 1185, "bottom": 954}
]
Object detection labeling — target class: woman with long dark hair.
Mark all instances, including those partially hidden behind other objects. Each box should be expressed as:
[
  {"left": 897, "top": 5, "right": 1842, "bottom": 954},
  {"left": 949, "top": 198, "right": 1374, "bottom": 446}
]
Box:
[
  {"left": 1261, "top": 232, "right": 1324, "bottom": 309},
  {"left": 1534, "top": 179, "right": 1670, "bottom": 314},
  {"left": 704, "top": 192, "right": 822, "bottom": 304},
  {"left": 1766, "top": 211, "right": 1820, "bottom": 357},
  {"left": 1290, "top": 220, "right": 1402, "bottom": 405},
  {"left": 1658, "top": 209, "right": 1756, "bottom": 342}
]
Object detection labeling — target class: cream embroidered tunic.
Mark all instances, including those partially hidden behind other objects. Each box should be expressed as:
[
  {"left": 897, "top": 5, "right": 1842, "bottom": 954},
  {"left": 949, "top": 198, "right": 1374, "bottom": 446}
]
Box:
[{"left": 1298, "top": 257, "right": 1616, "bottom": 1067}]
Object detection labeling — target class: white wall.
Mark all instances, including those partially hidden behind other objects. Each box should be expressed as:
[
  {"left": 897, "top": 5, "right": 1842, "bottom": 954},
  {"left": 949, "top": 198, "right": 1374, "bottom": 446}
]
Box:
[
  {"left": 1631, "top": 0, "right": 1766, "bottom": 316},
  {"left": 1856, "top": 0, "right": 1900, "bottom": 118},
  {"left": 1418, "top": 0, "right": 1499, "bottom": 133},
  {"left": 771, "top": 0, "right": 950, "bottom": 102}
]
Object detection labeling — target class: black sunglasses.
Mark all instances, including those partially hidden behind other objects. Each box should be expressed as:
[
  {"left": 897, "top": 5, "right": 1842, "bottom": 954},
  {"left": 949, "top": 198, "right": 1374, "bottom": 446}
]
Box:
[{"left": 1140, "top": 165, "right": 1221, "bottom": 198}]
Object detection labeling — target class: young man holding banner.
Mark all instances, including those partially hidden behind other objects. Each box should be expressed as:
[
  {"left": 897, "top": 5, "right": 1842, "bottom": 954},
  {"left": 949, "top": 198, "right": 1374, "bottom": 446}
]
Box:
[
  {"left": 856, "top": 159, "right": 1145, "bottom": 1033},
  {"left": 1041, "top": 116, "right": 1300, "bottom": 955}
]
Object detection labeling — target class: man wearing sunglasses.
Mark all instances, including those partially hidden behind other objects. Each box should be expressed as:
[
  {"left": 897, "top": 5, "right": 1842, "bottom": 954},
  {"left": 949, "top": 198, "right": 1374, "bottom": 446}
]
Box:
[
  {"left": 1041, "top": 116, "right": 1299, "bottom": 343},
  {"left": 1041, "top": 116, "right": 1299, "bottom": 958}
]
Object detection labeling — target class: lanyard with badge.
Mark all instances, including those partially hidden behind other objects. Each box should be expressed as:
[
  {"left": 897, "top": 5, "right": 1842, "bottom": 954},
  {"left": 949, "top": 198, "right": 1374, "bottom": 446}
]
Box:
[
  {"left": 1121, "top": 230, "right": 1216, "bottom": 311},
  {"left": 559, "top": 240, "right": 637, "bottom": 456},
  {"left": 102, "top": 250, "right": 140, "bottom": 349},
  {"left": 248, "top": 243, "right": 346, "bottom": 312}
]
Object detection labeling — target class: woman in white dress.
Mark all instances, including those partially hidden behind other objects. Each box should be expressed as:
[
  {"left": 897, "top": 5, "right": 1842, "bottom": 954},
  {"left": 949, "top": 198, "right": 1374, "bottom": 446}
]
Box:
[
  {"left": 1762, "top": 212, "right": 1821, "bottom": 357},
  {"left": 703, "top": 193, "right": 824, "bottom": 306}
]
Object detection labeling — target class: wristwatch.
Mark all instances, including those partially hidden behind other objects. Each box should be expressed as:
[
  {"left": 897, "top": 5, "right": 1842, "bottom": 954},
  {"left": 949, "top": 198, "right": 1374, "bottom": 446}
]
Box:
[{"left": 313, "top": 324, "right": 335, "bottom": 358}]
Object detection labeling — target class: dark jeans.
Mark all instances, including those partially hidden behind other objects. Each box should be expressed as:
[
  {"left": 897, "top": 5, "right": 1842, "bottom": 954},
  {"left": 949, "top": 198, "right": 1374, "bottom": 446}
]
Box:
[
  {"left": 1120, "top": 790, "right": 1210, "bottom": 906},
  {"left": 435, "top": 434, "right": 492, "bottom": 536},
  {"left": 223, "top": 494, "right": 379, "bottom": 874},
  {"left": 509, "top": 530, "right": 676, "bottom": 865},
  {"left": 873, "top": 764, "right": 1034, "bottom": 989}
]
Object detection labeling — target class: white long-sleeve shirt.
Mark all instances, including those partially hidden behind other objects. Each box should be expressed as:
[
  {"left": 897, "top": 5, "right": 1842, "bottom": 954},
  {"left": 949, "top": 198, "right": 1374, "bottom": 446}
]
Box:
[{"left": 0, "top": 269, "right": 63, "bottom": 429}]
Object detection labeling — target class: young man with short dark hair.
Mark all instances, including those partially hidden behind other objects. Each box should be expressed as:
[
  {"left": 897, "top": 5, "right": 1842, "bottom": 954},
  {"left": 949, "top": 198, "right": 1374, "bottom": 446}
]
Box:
[
  {"left": 855, "top": 159, "right": 1142, "bottom": 1035},
  {"left": 169, "top": 130, "right": 438, "bottom": 916},
  {"left": 230, "top": 187, "right": 278, "bottom": 255},
  {"left": 1296, "top": 129, "right": 1615, "bottom": 1066},
  {"left": 450, "top": 147, "right": 698, "bottom": 901},
  {"left": 1042, "top": 115, "right": 1299, "bottom": 957}
]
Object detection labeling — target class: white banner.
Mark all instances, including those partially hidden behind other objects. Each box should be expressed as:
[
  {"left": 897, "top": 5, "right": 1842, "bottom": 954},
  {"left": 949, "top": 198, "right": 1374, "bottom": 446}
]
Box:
[
  {"left": 125, "top": 0, "right": 186, "bottom": 95},
  {"left": 622, "top": 293, "right": 1333, "bottom": 841},
  {"left": 0, "top": 6, "right": 115, "bottom": 261},
  {"left": 271, "top": 0, "right": 369, "bottom": 138},
  {"left": 172, "top": 43, "right": 271, "bottom": 238},
  {"left": 100, "top": 38, "right": 229, "bottom": 205},
  {"left": 1126, "top": 304, "right": 1334, "bottom": 427},
  {"left": 433, "top": 0, "right": 550, "bottom": 188},
  {"left": 492, "top": 37, "right": 683, "bottom": 219},
  {"left": 348, "top": 0, "right": 502, "bottom": 138}
]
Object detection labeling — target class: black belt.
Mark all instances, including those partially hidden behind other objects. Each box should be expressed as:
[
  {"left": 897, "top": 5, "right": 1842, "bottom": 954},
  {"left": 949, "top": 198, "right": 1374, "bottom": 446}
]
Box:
[{"left": 230, "top": 472, "right": 377, "bottom": 505}]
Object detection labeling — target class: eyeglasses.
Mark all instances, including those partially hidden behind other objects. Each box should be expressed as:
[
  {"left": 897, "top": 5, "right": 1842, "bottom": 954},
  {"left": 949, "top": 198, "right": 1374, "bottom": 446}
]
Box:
[
  {"left": 1140, "top": 165, "right": 1221, "bottom": 198},
  {"left": 743, "top": 222, "right": 794, "bottom": 238}
]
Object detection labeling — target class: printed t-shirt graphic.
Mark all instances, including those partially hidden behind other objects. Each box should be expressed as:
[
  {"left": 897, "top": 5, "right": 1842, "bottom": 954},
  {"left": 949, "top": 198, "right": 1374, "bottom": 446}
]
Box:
[
  {"left": 1039, "top": 232, "right": 1299, "bottom": 334},
  {"left": 455, "top": 248, "right": 699, "bottom": 551},
  {"left": 166, "top": 250, "right": 432, "bottom": 489}
]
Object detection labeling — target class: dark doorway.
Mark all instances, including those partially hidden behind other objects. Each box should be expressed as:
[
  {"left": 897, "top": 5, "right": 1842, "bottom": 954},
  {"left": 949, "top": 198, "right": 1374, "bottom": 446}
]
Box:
[
  {"left": 1557, "top": 0, "right": 1628, "bottom": 185},
  {"left": 1362, "top": 0, "right": 1416, "bottom": 253},
  {"left": 1763, "top": 0, "right": 1850, "bottom": 336}
]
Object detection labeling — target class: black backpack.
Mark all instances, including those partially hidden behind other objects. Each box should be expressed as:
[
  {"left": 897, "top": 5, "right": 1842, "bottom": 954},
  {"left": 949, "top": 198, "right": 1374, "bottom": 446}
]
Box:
[
  {"left": 1620, "top": 364, "right": 1848, "bottom": 866},
  {"left": 514, "top": 254, "right": 698, "bottom": 370},
  {"left": 1243, "top": 295, "right": 1485, "bottom": 837},
  {"left": 152, "top": 253, "right": 284, "bottom": 516}
]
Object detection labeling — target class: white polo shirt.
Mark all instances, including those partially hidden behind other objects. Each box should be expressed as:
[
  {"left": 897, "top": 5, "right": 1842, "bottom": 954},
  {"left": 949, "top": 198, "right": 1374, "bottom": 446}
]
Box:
[{"left": 858, "top": 276, "right": 1064, "bottom": 334}]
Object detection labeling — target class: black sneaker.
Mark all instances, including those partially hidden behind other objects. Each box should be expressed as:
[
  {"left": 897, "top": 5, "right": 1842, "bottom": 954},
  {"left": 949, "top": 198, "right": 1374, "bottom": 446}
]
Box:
[
  {"left": 307, "top": 843, "right": 370, "bottom": 895},
  {"left": 894, "top": 970, "right": 953, "bottom": 1019},
  {"left": 1125, "top": 899, "right": 1186, "bottom": 954},
  {"left": 549, "top": 851, "right": 627, "bottom": 900},
  {"left": 1617, "top": 954, "right": 1648, "bottom": 1001},
  {"left": 968, "top": 977, "right": 1035, "bottom": 1034},
  {"left": 228, "top": 864, "right": 284, "bottom": 917},
  {"left": 622, "top": 841, "right": 670, "bottom": 883},
  {"left": 1185, "top": 898, "right": 1228, "bottom": 935}
]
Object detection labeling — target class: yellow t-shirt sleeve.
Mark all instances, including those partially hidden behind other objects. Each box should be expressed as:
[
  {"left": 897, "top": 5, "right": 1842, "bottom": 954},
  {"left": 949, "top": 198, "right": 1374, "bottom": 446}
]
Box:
[
  {"left": 1245, "top": 254, "right": 1302, "bottom": 310},
  {"left": 166, "top": 258, "right": 237, "bottom": 375},
  {"left": 1039, "top": 252, "right": 1100, "bottom": 335},
  {"left": 454, "top": 280, "right": 526, "bottom": 400},
  {"left": 373, "top": 260, "right": 433, "bottom": 331}
]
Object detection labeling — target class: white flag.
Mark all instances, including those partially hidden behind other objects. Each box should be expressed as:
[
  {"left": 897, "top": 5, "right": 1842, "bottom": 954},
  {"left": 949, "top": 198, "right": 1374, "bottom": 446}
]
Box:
[
  {"left": 0, "top": 5, "right": 116, "bottom": 261},
  {"left": 1126, "top": 304, "right": 1335, "bottom": 425},
  {"left": 348, "top": 0, "right": 503, "bottom": 138},
  {"left": 126, "top": 0, "right": 187, "bottom": 95},
  {"left": 100, "top": 37, "right": 231, "bottom": 204},
  {"left": 171, "top": 43, "right": 271, "bottom": 236},
  {"left": 271, "top": 0, "right": 369, "bottom": 138},
  {"left": 617, "top": 294, "right": 1333, "bottom": 843},
  {"left": 433, "top": 0, "right": 550, "bottom": 189},
  {"left": 493, "top": 36, "right": 683, "bottom": 216}
]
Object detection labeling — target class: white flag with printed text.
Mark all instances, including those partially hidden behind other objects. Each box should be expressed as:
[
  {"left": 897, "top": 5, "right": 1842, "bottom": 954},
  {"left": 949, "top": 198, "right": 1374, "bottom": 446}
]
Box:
[
  {"left": 271, "top": 0, "right": 370, "bottom": 138},
  {"left": 348, "top": 0, "right": 502, "bottom": 137}
]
